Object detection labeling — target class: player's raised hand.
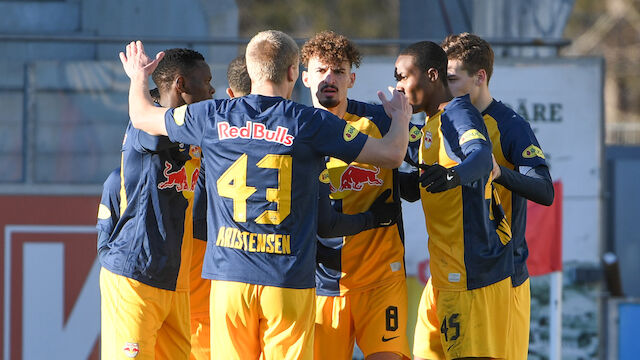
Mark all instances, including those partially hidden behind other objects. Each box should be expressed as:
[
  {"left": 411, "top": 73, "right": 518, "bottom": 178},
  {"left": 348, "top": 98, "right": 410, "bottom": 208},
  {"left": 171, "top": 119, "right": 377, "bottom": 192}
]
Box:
[
  {"left": 119, "top": 40, "right": 165, "bottom": 80},
  {"left": 378, "top": 86, "right": 411, "bottom": 125}
]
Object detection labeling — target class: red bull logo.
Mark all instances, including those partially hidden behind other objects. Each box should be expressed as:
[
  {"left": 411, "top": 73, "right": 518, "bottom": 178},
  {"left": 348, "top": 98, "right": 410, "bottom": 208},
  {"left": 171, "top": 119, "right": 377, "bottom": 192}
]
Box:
[
  {"left": 337, "top": 165, "right": 383, "bottom": 191},
  {"left": 157, "top": 161, "right": 199, "bottom": 192},
  {"left": 123, "top": 342, "right": 139, "bottom": 358}
]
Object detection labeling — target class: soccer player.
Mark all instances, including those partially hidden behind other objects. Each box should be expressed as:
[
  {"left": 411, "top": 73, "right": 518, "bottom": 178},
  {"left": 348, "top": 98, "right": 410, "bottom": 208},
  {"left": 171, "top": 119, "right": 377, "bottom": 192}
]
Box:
[
  {"left": 99, "top": 48, "right": 214, "bottom": 360},
  {"left": 394, "top": 41, "right": 513, "bottom": 360},
  {"left": 119, "top": 30, "right": 411, "bottom": 360},
  {"left": 300, "top": 31, "right": 410, "bottom": 360},
  {"left": 440, "top": 32, "right": 553, "bottom": 360}
]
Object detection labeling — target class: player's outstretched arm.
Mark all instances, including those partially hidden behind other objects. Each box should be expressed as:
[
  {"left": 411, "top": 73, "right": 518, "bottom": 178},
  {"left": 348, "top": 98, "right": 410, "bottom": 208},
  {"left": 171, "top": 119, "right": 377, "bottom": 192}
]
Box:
[
  {"left": 354, "top": 88, "right": 411, "bottom": 168},
  {"left": 119, "top": 40, "right": 168, "bottom": 136}
]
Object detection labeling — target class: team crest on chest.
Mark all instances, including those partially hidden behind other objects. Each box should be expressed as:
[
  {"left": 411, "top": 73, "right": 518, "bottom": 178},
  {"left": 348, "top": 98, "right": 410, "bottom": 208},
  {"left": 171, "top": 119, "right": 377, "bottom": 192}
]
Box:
[
  {"left": 189, "top": 145, "right": 202, "bottom": 158},
  {"left": 423, "top": 131, "right": 433, "bottom": 149},
  {"left": 123, "top": 342, "right": 139, "bottom": 358}
]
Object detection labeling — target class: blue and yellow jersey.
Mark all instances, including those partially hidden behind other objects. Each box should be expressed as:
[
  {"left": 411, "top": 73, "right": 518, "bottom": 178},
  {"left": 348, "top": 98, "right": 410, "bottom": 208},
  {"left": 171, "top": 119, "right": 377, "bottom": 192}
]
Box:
[
  {"left": 483, "top": 99, "right": 548, "bottom": 286},
  {"left": 419, "top": 95, "right": 513, "bottom": 291},
  {"left": 98, "top": 123, "right": 201, "bottom": 291},
  {"left": 316, "top": 99, "right": 405, "bottom": 296},
  {"left": 164, "top": 94, "right": 368, "bottom": 289},
  {"left": 97, "top": 168, "right": 121, "bottom": 261}
]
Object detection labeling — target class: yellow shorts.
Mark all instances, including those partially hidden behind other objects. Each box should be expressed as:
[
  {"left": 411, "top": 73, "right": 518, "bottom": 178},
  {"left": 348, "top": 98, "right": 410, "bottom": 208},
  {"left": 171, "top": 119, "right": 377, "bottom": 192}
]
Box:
[
  {"left": 315, "top": 279, "right": 410, "bottom": 360},
  {"left": 209, "top": 280, "right": 315, "bottom": 360},
  {"left": 434, "top": 277, "right": 512, "bottom": 360},
  {"left": 100, "top": 267, "right": 191, "bottom": 360},
  {"left": 189, "top": 240, "right": 211, "bottom": 360},
  {"left": 508, "top": 278, "right": 531, "bottom": 360},
  {"left": 413, "top": 277, "right": 445, "bottom": 360}
]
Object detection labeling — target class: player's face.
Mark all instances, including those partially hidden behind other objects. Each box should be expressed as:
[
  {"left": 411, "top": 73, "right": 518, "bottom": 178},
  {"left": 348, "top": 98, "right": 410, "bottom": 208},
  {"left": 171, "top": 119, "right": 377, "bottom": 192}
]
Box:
[
  {"left": 447, "top": 59, "right": 478, "bottom": 102},
  {"left": 303, "top": 57, "right": 354, "bottom": 110},
  {"left": 184, "top": 61, "right": 215, "bottom": 104},
  {"left": 394, "top": 55, "right": 430, "bottom": 114}
]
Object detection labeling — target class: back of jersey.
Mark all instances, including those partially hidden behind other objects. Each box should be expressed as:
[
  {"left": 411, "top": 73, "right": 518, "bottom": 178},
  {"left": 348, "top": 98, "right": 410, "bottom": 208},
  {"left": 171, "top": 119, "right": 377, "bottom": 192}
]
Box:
[{"left": 164, "top": 95, "right": 368, "bottom": 289}]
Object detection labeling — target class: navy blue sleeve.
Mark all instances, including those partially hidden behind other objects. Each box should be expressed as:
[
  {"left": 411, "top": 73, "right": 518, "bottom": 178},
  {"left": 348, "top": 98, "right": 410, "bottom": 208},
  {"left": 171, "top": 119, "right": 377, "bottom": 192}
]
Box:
[
  {"left": 165, "top": 100, "right": 214, "bottom": 147},
  {"left": 499, "top": 114, "right": 548, "bottom": 170},
  {"left": 317, "top": 182, "right": 374, "bottom": 237},
  {"left": 96, "top": 168, "right": 121, "bottom": 254},
  {"left": 495, "top": 164, "right": 554, "bottom": 206},
  {"left": 306, "top": 108, "right": 368, "bottom": 164},
  {"left": 444, "top": 97, "right": 492, "bottom": 184},
  {"left": 135, "top": 131, "right": 177, "bottom": 152}
]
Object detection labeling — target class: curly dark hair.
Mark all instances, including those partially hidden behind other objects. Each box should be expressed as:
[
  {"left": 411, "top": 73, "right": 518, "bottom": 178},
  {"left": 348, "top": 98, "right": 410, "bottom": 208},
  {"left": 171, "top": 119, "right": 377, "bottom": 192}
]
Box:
[
  {"left": 301, "top": 31, "right": 361, "bottom": 69},
  {"left": 441, "top": 33, "right": 494, "bottom": 84},
  {"left": 151, "top": 48, "right": 205, "bottom": 91}
]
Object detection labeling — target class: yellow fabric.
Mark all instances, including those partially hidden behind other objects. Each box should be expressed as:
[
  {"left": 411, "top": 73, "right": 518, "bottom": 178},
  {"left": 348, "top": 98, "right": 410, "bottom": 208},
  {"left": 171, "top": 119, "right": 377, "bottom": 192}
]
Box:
[
  {"left": 315, "top": 279, "right": 411, "bottom": 359},
  {"left": 100, "top": 267, "right": 191, "bottom": 360},
  {"left": 508, "top": 279, "right": 531, "bottom": 360},
  {"left": 324, "top": 112, "right": 405, "bottom": 295},
  {"left": 412, "top": 278, "right": 445, "bottom": 360},
  {"left": 189, "top": 239, "right": 210, "bottom": 360},
  {"left": 209, "top": 280, "right": 315, "bottom": 360},
  {"left": 435, "top": 277, "right": 512, "bottom": 360}
]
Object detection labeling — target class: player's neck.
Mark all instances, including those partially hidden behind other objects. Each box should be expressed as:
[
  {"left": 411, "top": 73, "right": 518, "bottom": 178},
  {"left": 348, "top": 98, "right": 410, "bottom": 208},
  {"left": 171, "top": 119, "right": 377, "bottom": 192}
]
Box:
[
  {"left": 315, "top": 99, "right": 348, "bottom": 119},
  {"left": 474, "top": 88, "right": 493, "bottom": 113},
  {"left": 252, "top": 81, "right": 293, "bottom": 99},
  {"left": 425, "top": 88, "right": 452, "bottom": 117}
]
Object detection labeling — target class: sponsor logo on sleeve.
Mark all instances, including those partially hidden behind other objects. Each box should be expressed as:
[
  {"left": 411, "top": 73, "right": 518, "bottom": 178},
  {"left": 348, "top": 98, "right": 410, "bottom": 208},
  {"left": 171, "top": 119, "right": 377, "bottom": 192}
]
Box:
[
  {"left": 97, "top": 204, "right": 111, "bottom": 220},
  {"left": 522, "top": 144, "right": 545, "bottom": 159},
  {"left": 173, "top": 104, "right": 187, "bottom": 126},
  {"left": 458, "top": 129, "right": 486, "bottom": 145},
  {"left": 409, "top": 126, "right": 422, "bottom": 142},
  {"left": 343, "top": 124, "right": 359, "bottom": 142}
]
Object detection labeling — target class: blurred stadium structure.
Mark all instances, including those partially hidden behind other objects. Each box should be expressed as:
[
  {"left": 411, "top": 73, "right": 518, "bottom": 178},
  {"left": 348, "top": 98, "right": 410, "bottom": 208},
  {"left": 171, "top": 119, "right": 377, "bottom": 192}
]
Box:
[{"left": 0, "top": 1, "right": 638, "bottom": 359}]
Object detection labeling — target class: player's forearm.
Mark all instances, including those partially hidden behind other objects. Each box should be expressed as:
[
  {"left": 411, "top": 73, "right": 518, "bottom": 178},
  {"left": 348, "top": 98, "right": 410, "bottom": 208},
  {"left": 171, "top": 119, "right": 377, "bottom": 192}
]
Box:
[
  {"left": 356, "top": 116, "right": 408, "bottom": 168},
  {"left": 128, "top": 76, "right": 169, "bottom": 136},
  {"left": 453, "top": 143, "right": 492, "bottom": 185},
  {"left": 494, "top": 165, "right": 554, "bottom": 206}
]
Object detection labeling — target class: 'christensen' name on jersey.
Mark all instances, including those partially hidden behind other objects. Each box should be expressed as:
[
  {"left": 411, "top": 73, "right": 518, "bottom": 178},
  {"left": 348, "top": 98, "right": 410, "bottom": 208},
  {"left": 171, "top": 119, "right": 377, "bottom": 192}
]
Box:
[
  {"left": 217, "top": 121, "right": 294, "bottom": 146},
  {"left": 216, "top": 226, "right": 291, "bottom": 255}
]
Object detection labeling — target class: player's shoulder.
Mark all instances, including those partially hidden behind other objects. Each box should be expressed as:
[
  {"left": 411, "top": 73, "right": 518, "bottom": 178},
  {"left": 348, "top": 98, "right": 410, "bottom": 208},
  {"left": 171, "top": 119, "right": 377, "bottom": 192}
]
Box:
[
  {"left": 484, "top": 99, "right": 532, "bottom": 132},
  {"left": 103, "top": 168, "right": 121, "bottom": 190},
  {"left": 346, "top": 98, "right": 390, "bottom": 128},
  {"left": 346, "top": 99, "right": 387, "bottom": 118},
  {"left": 443, "top": 94, "right": 483, "bottom": 125}
]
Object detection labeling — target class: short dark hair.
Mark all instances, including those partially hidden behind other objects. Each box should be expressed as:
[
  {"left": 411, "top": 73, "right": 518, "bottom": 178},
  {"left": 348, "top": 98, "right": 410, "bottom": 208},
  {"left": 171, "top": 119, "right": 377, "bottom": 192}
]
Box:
[
  {"left": 441, "top": 33, "right": 494, "bottom": 84},
  {"left": 149, "top": 87, "right": 160, "bottom": 104},
  {"left": 226, "top": 55, "right": 251, "bottom": 96},
  {"left": 399, "top": 41, "right": 448, "bottom": 87},
  {"left": 152, "top": 48, "right": 205, "bottom": 90},
  {"left": 300, "top": 31, "right": 361, "bottom": 69}
]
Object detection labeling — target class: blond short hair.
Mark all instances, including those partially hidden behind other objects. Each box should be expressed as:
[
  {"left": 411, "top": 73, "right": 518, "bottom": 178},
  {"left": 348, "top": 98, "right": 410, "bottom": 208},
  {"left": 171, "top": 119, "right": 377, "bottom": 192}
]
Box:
[{"left": 246, "top": 30, "right": 299, "bottom": 84}]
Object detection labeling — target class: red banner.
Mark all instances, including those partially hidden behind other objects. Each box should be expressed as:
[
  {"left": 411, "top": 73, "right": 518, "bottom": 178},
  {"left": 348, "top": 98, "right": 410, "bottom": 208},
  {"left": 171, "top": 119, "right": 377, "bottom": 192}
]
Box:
[{"left": 526, "top": 181, "right": 563, "bottom": 276}]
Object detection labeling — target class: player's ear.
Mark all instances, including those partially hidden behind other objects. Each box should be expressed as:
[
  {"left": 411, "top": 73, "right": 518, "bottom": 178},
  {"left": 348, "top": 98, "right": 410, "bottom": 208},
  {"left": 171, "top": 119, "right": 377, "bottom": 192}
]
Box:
[
  {"left": 476, "top": 69, "right": 487, "bottom": 86},
  {"left": 348, "top": 72, "right": 355, "bottom": 88},
  {"left": 226, "top": 88, "right": 235, "bottom": 99},
  {"left": 287, "top": 64, "right": 299, "bottom": 83},
  {"left": 427, "top": 68, "right": 439, "bottom": 82},
  {"left": 175, "top": 75, "right": 187, "bottom": 93},
  {"left": 301, "top": 70, "right": 310, "bottom": 88}
]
